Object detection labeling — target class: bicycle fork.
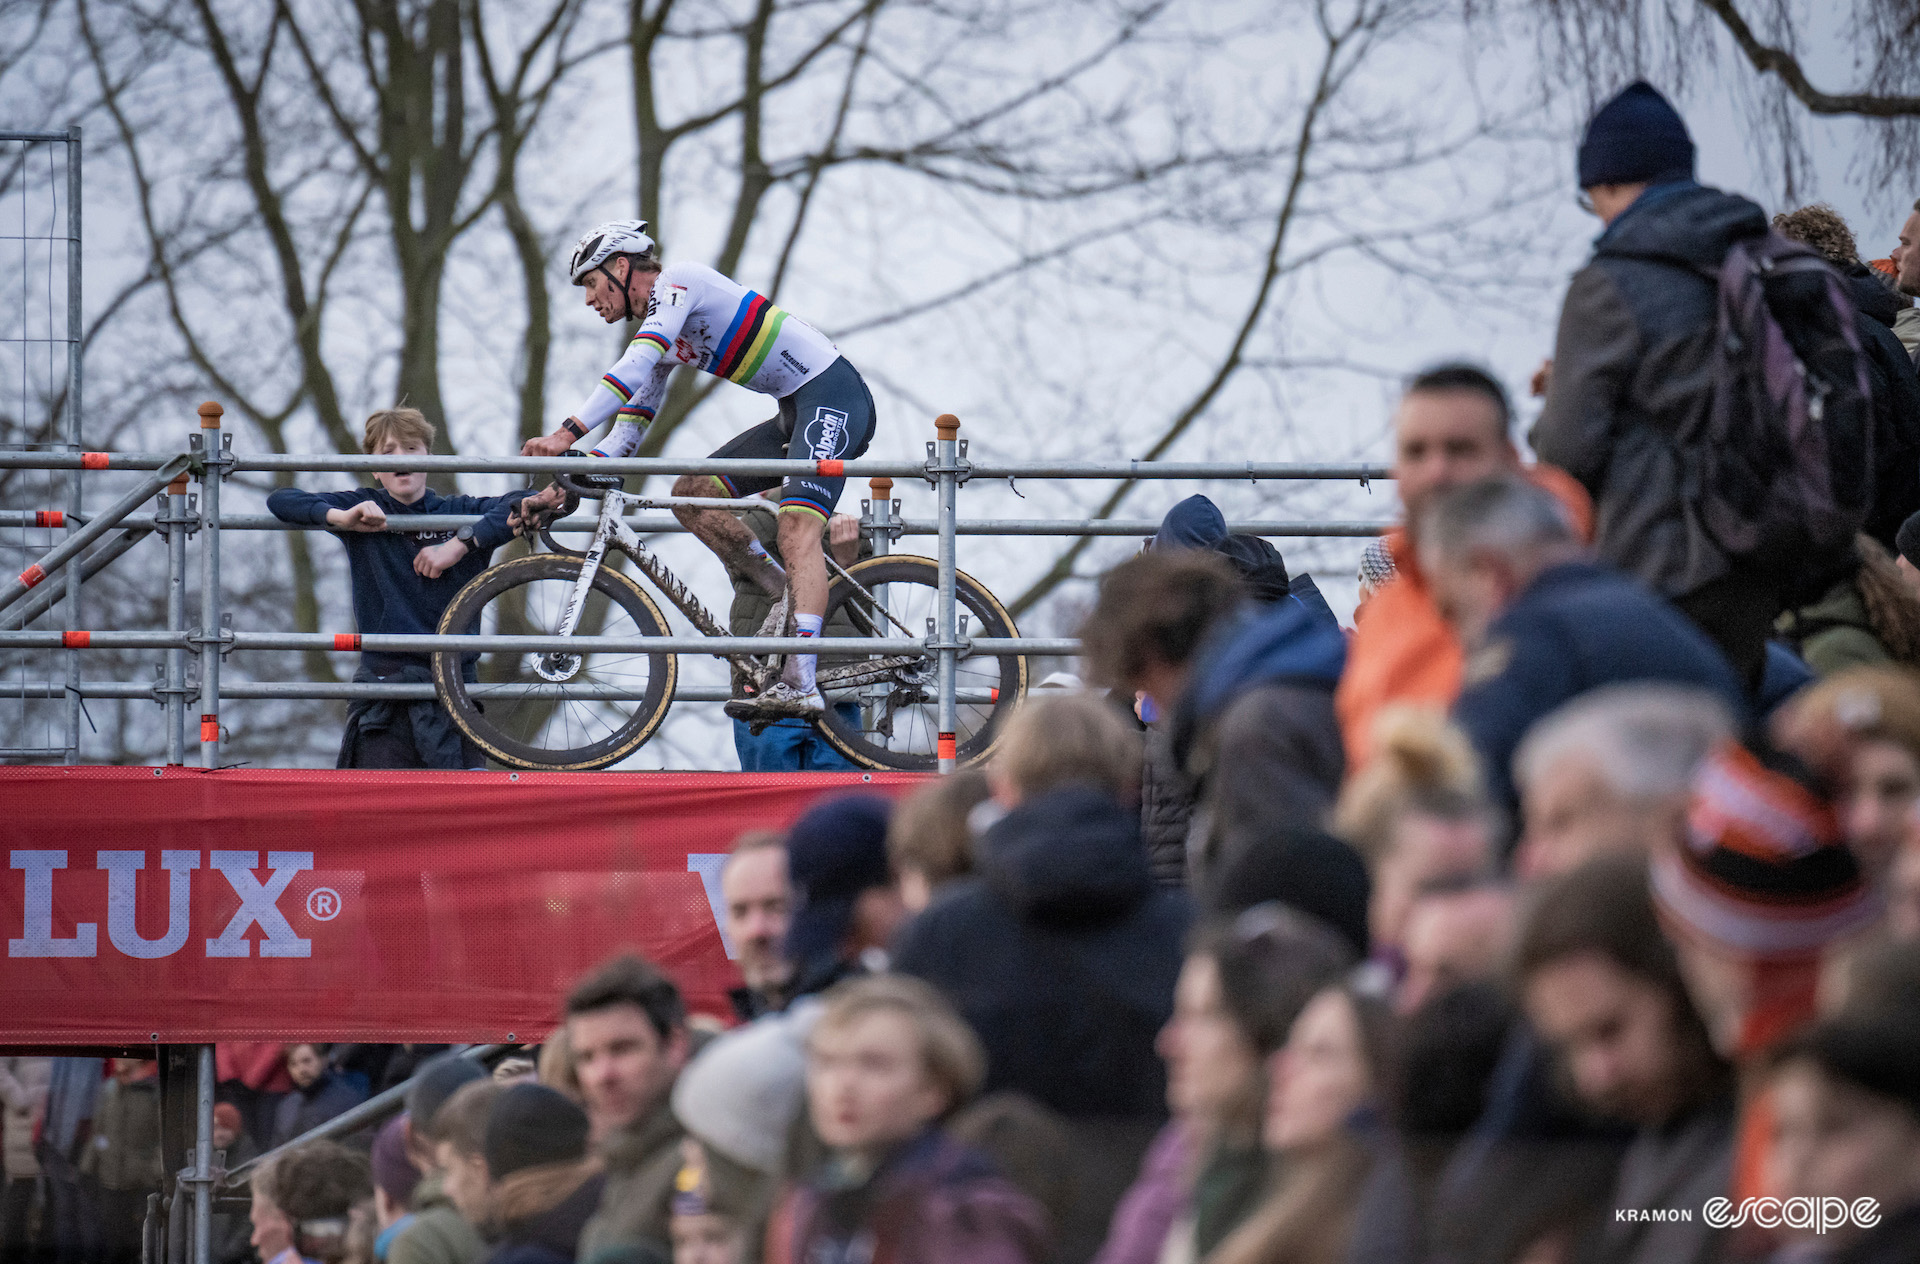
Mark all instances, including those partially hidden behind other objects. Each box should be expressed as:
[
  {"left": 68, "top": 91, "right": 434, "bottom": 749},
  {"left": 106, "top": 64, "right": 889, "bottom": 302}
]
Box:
[{"left": 536, "top": 510, "right": 617, "bottom": 681}]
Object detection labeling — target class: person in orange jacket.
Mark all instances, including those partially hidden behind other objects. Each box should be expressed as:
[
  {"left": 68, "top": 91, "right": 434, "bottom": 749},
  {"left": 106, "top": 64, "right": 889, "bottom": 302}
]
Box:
[{"left": 1335, "top": 363, "right": 1591, "bottom": 772}]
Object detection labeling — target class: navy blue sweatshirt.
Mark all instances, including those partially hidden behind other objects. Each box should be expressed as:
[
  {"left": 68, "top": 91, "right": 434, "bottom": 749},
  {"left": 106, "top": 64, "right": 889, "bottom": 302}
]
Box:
[{"left": 266, "top": 485, "right": 530, "bottom": 674}]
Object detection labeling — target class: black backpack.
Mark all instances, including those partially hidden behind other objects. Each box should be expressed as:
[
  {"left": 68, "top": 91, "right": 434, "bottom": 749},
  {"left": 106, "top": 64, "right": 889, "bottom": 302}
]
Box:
[{"left": 1685, "top": 231, "right": 1873, "bottom": 581}]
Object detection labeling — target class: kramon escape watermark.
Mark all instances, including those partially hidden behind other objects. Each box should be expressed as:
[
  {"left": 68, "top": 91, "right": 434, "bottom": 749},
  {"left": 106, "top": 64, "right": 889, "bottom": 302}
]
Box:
[{"left": 1616, "top": 1198, "right": 1881, "bottom": 1234}]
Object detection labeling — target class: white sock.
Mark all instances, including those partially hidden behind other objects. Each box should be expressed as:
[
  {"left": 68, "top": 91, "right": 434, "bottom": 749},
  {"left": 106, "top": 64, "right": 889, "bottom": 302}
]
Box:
[{"left": 789, "top": 612, "right": 823, "bottom": 693}]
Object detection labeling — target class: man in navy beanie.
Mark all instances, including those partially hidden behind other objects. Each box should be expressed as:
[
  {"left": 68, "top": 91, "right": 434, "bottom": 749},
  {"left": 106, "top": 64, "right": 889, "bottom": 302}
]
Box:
[
  {"left": 783, "top": 794, "right": 902, "bottom": 998},
  {"left": 1532, "top": 81, "right": 1781, "bottom": 691}
]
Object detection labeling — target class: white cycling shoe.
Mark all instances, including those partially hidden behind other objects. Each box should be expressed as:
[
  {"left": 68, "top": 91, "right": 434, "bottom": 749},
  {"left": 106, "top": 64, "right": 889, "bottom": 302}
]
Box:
[{"left": 724, "top": 680, "right": 826, "bottom": 727}]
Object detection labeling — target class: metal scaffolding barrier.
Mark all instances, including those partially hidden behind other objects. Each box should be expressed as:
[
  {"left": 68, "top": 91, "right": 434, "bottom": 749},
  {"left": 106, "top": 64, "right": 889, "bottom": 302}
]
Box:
[
  {"left": 0, "top": 126, "right": 83, "bottom": 762},
  {"left": 0, "top": 405, "right": 1393, "bottom": 773}
]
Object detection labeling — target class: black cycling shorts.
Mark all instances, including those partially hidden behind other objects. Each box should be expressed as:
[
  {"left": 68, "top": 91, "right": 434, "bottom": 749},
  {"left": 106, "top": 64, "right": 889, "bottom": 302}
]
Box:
[{"left": 709, "top": 356, "right": 876, "bottom": 521}]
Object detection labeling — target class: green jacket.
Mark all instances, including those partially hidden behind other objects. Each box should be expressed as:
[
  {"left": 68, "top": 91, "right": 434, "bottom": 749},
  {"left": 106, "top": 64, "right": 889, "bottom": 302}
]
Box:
[
  {"left": 576, "top": 1098, "right": 684, "bottom": 1264},
  {"left": 728, "top": 512, "right": 871, "bottom": 637},
  {"left": 1777, "top": 579, "right": 1892, "bottom": 677},
  {"left": 79, "top": 1076, "right": 162, "bottom": 1192},
  {"left": 389, "top": 1174, "right": 484, "bottom": 1264}
]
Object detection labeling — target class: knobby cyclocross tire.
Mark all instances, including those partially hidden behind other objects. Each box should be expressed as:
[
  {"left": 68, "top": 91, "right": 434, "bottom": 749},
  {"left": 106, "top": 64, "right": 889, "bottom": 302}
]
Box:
[
  {"left": 814, "top": 555, "right": 1027, "bottom": 771},
  {"left": 433, "top": 553, "right": 677, "bottom": 770}
]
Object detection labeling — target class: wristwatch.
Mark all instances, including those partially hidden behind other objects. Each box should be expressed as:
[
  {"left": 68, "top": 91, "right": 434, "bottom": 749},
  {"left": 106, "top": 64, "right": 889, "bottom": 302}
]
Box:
[
  {"left": 562, "top": 417, "right": 588, "bottom": 441},
  {"left": 454, "top": 524, "right": 476, "bottom": 546}
]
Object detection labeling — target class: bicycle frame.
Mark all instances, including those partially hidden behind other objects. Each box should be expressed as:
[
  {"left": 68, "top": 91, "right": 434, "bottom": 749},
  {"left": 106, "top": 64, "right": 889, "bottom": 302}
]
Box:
[{"left": 548, "top": 487, "right": 776, "bottom": 644}]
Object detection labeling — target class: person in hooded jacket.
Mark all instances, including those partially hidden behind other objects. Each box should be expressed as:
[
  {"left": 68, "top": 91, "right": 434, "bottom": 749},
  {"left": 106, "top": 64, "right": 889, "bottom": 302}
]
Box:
[
  {"left": 893, "top": 694, "right": 1190, "bottom": 1264},
  {"left": 480, "top": 1085, "right": 629, "bottom": 1264},
  {"left": 1533, "top": 81, "right": 1792, "bottom": 690},
  {"left": 1137, "top": 496, "right": 1338, "bottom": 888},
  {"left": 1082, "top": 551, "right": 1346, "bottom": 899}
]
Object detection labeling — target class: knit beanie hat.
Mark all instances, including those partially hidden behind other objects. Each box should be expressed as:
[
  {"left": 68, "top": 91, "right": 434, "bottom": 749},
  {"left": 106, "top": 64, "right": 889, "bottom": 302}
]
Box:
[
  {"left": 671, "top": 998, "right": 821, "bottom": 1174},
  {"left": 406, "top": 1053, "right": 488, "bottom": 1138},
  {"left": 1358, "top": 536, "right": 1396, "bottom": 589},
  {"left": 370, "top": 1115, "right": 421, "bottom": 1207},
  {"left": 483, "top": 1083, "right": 590, "bottom": 1180},
  {"left": 1652, "top": 741, "right": 1882, "bottom": 960},
  {"left": 1577, "top": 81, "right": 1695, "bottom": 188},
  {"left": 1896, "top": 511, "right": 1920, "bottom": 570},
  {"left": 784, "top": 796, "right": 893, "bottom": 972}
]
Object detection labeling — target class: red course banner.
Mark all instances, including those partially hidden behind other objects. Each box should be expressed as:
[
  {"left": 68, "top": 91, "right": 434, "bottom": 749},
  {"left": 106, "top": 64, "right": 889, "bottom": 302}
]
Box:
[{"left": 0, "top": 766, "right": 926, "bottom": 1044}]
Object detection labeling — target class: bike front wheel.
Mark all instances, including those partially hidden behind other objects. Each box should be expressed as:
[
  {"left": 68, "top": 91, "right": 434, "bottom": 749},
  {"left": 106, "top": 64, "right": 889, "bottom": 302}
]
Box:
[
  {"left": 433, "top": 553, "right": 677, "bottom": 770},
  {"left": 814, "top": 555, "right": 1027, "bottom": 771}
]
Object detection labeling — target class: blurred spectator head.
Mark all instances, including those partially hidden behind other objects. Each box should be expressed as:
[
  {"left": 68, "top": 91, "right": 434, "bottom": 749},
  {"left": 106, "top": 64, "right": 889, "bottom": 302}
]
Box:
[
  {"left": 213, "top": 1102, "right": 243, "bottom": 1153},
  {"left": 1515, "top": 856, "right": 1725, "bottom": 1128},
  {"left": 249, "top": 1157, "right": 295, "bottom": 1263},
  {"left": 1397, "top": 883, "right": 1514, "bottom": 1015},
  {"left": 785, "top": 795, "right": 900, "bottom": 985},
  {"left": 432, "top": 1078, "right": 502, "bottom": 1225},
  {"left": 1395, "top": 981, "right": 1512, "bottom": 1140},
  {"left": 1081, "top": 550, "right": 1243, "bottom": 709},
  {"left": 1335, "top": 707, "right": 1494, "bottom": 960},
  {"left": 1772, "top": 664, "right": 1920, "bottom": 881},
  {"left": 1393, "top": 362, "right": 1517, "bottom": 538},
  {"left": 1895, "top": 512, "right": 1920, "bottom": 596},
  {"left": 406, "top": 1052, "right": 489, "bottom": 1166},
  {"left": 1356, "top": 535, "right": 1396, "bottom": 614},
  {"left": 110, "top": 1057, "right": 155, "bottom": 1083},
  {"left": 669, "top": 1138, "right": 755, "bottom": 1264},
  {"left": 1655, "top": 741, "right": 1882, "bottom": 1058},
  {"left": 1576, "top": 81, "right": 1694, "bottom": 214},
  {"left": 1773, "top": 204, "right": 1861, "bottom": 266},
  {"left": 537, "top": 1029, "right": 581, "bottom": 1101},
  {"left": 947, "top": 1093, "right": 1075, "bottom": 1236},
  {"left": 1160, "top": 906, "right": 1355, "bottom": 1136},
  {"left": 286, "top": 1044, "right": 327, "bottom": 1090},
  {"left": 720, "top": 830, "right": 791, "bottom": 994},
  {"left": 1208, "top": 827, "right": 1371, "bottom": 959},
  {"left": 1515, "top": 684, "right": 1736, "bottom": 880},
  {"left": 805, "top": 975, "right": 985, "bottom": 1156},
  {"left": 1893, "top": 199, "right": 1920, "bottom": 298},
  {"left": 563, "top": 954, "right": 690, "bottom": 1141},
  {"left": 1417, "top": 475, "right": 1581, "bottom": 647},
  {"left": 887, "top": 767, "right": 990, "bottom": 914},
  {"left": 990, "top": 693, "right": 1141, "bottom": 808},
  {"left": 369, "top": 1115, "right": 420, "bottom": 1228},
  {"left": 274, "top": 1141, "right": 374, "bottom": 1264},
  {"left": 1768, "top": 1015, "right": 1920, "bottom": 1248},
  {"left": 1265, "top": 983, "right": 1397, "bottom": 1152},
  {"left": 485, "top": 1082, "right": 590, "bottom": 1181}
]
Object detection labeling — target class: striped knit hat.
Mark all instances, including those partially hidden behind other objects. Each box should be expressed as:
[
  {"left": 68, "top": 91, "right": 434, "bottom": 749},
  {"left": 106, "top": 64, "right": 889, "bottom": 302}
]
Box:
[{"left": 1652, "top": 741, "right": 1882, "bottom": 959}]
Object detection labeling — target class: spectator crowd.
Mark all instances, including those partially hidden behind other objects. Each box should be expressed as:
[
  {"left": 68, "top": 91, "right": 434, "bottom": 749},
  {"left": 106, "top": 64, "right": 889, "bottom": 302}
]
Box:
[{"left": 13, "top": 78, "right": 1920, "bottom": 1264}]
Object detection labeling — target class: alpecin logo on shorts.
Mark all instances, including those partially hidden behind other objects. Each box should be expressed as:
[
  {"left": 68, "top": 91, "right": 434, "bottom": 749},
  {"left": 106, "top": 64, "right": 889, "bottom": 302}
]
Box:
[{"left": 803, "top": 407, "right": 849, "bottom": 461}]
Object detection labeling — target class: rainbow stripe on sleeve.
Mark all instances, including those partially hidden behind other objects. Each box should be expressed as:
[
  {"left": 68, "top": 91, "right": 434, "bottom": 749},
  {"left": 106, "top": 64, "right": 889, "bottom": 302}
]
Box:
[
  {"left": 599, "top": 373, "right": 633, "bottom": 402},
  {"left": 633, "top": 330, "right": 671, "bottom": 357},
  {"left": 617, "top": 403, "right": 656, "bottom": 423},
  {"left": 708, "top": 291, "right": 790, "bottom": 385}
]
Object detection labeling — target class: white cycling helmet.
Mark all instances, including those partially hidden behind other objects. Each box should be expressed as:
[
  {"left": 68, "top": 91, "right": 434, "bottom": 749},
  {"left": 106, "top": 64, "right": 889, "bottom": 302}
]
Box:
[{"left": 568, "top": 219, "right": 656, "bottom": 285}]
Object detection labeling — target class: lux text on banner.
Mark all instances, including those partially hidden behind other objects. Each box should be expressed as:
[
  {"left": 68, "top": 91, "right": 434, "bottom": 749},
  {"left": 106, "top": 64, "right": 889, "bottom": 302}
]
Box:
[{"left": 0, "top": 766, "right": 924, "bottom": 1044}]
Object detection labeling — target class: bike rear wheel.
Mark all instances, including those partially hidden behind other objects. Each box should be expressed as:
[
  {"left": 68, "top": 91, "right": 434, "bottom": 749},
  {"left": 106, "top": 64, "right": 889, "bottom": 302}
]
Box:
[
  {"left": 814, "top": 555, "right": 1026, "bottom": 770},
  {"left": 433, "top": 553, "right": 677, "bottom": 770}
]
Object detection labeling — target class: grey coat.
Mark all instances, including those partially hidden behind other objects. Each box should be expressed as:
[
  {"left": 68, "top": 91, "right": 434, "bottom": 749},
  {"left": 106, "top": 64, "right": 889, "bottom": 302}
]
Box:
[
  {"left": 1533, "top": 183, "right": 1769, "bottom": 599},
  {"left": 1585, "top": 1093, "right": 1735, "bottom": 1264}
]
